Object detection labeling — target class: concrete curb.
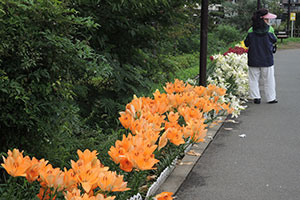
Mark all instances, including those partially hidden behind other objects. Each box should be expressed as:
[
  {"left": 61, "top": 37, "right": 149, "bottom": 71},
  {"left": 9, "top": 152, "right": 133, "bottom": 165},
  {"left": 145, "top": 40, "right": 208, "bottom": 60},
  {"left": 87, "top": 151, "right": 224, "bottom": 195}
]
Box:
[{"left": 155, "top": 116, "right": 227, "bottom": 195}]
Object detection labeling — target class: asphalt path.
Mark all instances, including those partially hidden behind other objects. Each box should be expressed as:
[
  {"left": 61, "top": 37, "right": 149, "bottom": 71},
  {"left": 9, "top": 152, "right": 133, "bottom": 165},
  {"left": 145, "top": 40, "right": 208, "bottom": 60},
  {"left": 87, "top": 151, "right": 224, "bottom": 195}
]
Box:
[{"left": 176, "top": 49, "right": 300, "bottom": 200}]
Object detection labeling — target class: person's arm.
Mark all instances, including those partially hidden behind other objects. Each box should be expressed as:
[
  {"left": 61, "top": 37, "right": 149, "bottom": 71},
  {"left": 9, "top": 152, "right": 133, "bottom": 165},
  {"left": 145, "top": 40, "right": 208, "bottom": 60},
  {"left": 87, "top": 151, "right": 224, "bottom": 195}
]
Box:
[
  {"left": 268, "top": 26, "right": 277, "bottom": 44},
  {"left": 244, "top": 35, "right": 250, "bottom": 47},
  {"left": 244, "top": 27, "right": 253, "bottom": 47}
]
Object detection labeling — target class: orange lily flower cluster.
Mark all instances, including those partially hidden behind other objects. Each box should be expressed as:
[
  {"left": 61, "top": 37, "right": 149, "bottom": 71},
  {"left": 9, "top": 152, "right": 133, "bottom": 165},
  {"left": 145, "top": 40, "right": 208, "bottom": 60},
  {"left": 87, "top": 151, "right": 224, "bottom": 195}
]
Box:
[
  {"left": 112, "top": 79, "right": 234, "bottom": 172},
  {"left": 154, "top": 191, "right": 174, "bottom": 200},
  {"left": 108, "top": 133, "right": 160, "bottom": 172},
  {"left": 1, "top": 149, "right": 130, "bottom": 200},
  {"left": 1, "top": 79, "right": 234, "bottom": 200}
]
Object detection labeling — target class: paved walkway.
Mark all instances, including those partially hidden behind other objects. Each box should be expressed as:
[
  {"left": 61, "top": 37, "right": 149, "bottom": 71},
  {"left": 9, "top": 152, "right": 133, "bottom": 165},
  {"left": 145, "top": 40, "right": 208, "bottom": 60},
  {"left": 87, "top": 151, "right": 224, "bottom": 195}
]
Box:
[{"left": 175, "top": 49, "right": 300, "bottom": 200}]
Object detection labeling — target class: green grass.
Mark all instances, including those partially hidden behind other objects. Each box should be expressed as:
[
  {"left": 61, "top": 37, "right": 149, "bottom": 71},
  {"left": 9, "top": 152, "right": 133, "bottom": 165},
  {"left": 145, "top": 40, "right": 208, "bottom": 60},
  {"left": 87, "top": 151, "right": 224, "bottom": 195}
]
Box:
[
  {"left": 284, "top": 37, "right": 300, "bottom": 42},
  {"left": 278, "top": 37, "right": 300, "bottom": 47},
  {"left": 170, "top": 42, "right": 238, "bottom": 83}
]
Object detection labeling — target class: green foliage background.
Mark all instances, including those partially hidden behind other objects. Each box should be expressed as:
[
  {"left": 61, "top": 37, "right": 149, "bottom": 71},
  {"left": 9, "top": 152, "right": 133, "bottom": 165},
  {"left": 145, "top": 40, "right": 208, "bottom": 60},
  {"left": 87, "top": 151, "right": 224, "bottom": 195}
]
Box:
[
  {"left": 0, "top": 0, "right": 286, "bottom": 199},
  {"left": 0, "top": 0, "right": 110, "bottom": 161}
]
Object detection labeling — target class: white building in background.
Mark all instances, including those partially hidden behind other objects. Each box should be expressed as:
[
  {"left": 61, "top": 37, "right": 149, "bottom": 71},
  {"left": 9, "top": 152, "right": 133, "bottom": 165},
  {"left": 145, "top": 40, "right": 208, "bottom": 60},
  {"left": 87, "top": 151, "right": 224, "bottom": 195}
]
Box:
[
  {"left": 208, "top": 4, "right": 223, "bottom": 12},
  {"left": 281, "top": 0, "right": 300, "bottom": 12},
  {"left": 193, "top": 3, "right": 223, "bottom": 11}
]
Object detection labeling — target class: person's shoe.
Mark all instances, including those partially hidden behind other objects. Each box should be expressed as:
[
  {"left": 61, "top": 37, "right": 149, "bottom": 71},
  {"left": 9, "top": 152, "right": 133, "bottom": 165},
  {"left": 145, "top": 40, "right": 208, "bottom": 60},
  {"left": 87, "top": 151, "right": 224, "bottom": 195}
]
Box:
[
  {"left": 254, "top": 98, "right": 261, "bottom": 104},
  {"left": 268, "top": 99, "right": 278, "bottom": 104}
]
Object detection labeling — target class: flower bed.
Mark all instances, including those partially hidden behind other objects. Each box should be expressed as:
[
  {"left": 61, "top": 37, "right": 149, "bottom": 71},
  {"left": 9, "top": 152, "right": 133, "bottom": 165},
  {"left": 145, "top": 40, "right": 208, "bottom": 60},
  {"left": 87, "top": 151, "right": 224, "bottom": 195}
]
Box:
[
  {"left": 1, "top": 79, "right": 235, "bottom": 200},
  {"left": 1, "top": 41, "right": 250, "bottom": 200},
  {"left": 208, "top": 42, "right": 249, "bottom": 117}
]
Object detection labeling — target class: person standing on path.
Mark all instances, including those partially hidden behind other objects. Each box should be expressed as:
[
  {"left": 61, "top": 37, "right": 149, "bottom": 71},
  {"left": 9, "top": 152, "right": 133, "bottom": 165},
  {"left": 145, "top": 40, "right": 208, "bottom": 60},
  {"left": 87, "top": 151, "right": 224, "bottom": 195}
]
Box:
[{"left": 244, "top": 8, "right": 278, "bottom": 104}]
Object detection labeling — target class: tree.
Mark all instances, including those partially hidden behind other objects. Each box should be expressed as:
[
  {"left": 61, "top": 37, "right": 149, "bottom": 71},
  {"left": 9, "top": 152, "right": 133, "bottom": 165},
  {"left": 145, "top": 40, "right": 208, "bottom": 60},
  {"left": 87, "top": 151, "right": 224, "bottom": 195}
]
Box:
[
  {"left": 0, "top": 0, "right": 110, "bottom": 160},
  {"left": 68, "top": 0, "right": 200, "bottom": 129},
  {"left": 223, "top": 0, "right": 257, "bottom": 31},
  {"left": 222, "top": 0, "right": 284, "bottom": 31}
]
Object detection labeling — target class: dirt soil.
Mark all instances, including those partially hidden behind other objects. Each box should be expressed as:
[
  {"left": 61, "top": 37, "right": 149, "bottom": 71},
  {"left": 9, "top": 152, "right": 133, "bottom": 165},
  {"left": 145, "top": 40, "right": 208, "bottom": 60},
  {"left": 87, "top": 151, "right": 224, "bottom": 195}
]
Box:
[{"left": 278, "top": 42, "right": 300, "bottom": 50}]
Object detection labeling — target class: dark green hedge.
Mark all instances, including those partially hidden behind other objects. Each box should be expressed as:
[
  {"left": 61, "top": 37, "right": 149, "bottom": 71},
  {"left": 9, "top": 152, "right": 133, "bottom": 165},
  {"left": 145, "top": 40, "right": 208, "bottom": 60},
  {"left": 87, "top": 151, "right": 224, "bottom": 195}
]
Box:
[{"left": 0, "top": 0, "right": 111, "bottom": 160}]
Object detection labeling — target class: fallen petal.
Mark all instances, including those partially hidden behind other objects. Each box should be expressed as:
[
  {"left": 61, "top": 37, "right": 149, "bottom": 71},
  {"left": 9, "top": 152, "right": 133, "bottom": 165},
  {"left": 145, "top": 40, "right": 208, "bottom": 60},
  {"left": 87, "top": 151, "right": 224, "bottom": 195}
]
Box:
[
  {"left": 186, "top": 150, "right": 201, "bottom": 157},
  {"left": 178, "top": 161, "right": 193, "bottom": 166},
  {"left": 225, "top": 119, "right": 239, "bottom": 123}
]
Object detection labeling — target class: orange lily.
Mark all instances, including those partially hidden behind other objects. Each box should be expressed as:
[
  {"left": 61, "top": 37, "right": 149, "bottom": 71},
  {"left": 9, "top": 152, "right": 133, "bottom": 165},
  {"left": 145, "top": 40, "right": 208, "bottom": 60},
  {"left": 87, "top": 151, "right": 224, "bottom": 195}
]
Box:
[
  {"left": 77, "top": 149, "right": 97, "bottom": 164},
  {"left": 26, "top": 157, "right": 48, "bottom": 183},
  {"left": 193, "top": 97, "right": 206, "bottom": 110},
  {"left": 185, "top": 119, "right": 207, "bottom": 143},
  {"left": 163, "top": 82, "right": 175, "bottom": 94},
  {"left": 76, "top": 149, "right": 105, "bottom": 169},
  {"left": 64, "top": 188, "right": 81, "bottom": 200},
  {"left": 154, "top": 191, "right": 174, "bottom": 200},
  {"left": 38, "top": 164, "right": 64, "bottom": 191},
  {"left": 62, "top": 168, "right": 78, "bottom": 191},
  {"left": 178, "top": 106, "right": 202, "bottom": 122},
  {"left": 153, "top": 89, "right": 168, "bottom": 103},
  {"left": 1, "top": 149, "right": 32, "bottom": 177},
  {"left": 167, "top": 93, "right": 176, "bottom": 108},
  {"left": 71, "top": 161, "right": 100, "bottom": 193},
  {"left": 158, "top": 131, "right": 168, "bottom": 151},
  {"left": 207, "top": 84, "right": 226, "bottom": 97},
  {"left": 125, "top": 95, "right": 143, "bottom": 118},
  {"left": 97, "top": 171, "right": 130, "bottom": 192},
  {"left": 37, "top": 187, "right": 56, "bottom": 200},
  {"left": 216, "top": 87, "right": 226, "bottom": 96},
  {"left": 65, "top": 192, "right": 115, "bottom": 200},
  {"left": 174, "top": 93, "right": 185, "bottom": 107},
  {"left": 134, "top": 122, "right": 160, "bottom": 145},
  {"left": 119, "top": 156, "right": 133, "bottom": 172},
  {"left": 108, "top": 134, "right": 133, "bottom": 164},
  {"left": 166, "top": 127, "right": 185, "bottom": 146},
  {"left": 129, "top": 119, "right": 144, "bottom": 135},
  {"left": 108, "top": 146, "right": 127, "bottom": 165},
  {"left": 221, "top": 103, "right": 234, "bottom": 114},
  {"left": 173, "top": 79, "right": 185, "bottom": 93},
  {"left": 119, "top": 112, "right": 133, "bottom": 129},
  {"left": 128, "top": 144, "right": 159, "bottom": 171},
  {"left": 155, "top": 100, "right": 170, "bottom": 114},
  {"left": 131, "top": 153, "right": 159, "bottom": 171},
  {"left": 194, "top": 85, "right": 207, "bottom": 97},
  {"left": 181, "top": 91, "right": 195, "bottom": 104},
  {"left": 202, "top": 101, "right": 215, "bottom": 113},
  {"left": 167, "top": 111, "right": 179, "bottom": 123},
  {"left": 183, "top": 82, "right": 193, "bottom": 92}
]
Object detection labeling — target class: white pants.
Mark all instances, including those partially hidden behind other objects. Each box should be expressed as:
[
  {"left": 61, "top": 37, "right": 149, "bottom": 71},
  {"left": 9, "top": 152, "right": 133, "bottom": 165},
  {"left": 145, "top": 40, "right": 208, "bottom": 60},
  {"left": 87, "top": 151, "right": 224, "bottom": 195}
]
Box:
[{"left": 248, "top": 66, "right": 276, "bottom": 102}]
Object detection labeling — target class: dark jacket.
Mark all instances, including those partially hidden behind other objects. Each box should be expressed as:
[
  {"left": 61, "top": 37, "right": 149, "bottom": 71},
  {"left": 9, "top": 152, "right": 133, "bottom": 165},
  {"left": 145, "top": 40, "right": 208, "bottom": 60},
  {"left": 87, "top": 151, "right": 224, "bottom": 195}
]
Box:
[{"left": 244, "top": 25, "right": 277, "bottom": 67}]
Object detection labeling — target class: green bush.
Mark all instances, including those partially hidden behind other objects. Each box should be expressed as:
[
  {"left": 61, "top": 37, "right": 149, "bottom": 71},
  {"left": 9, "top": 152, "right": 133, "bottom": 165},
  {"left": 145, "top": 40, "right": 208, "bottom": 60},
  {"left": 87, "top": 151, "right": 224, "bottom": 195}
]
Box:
[
  {"left": 214, "top": 25, "right": 242, "bottom": 44},
  {"left": 177, "top": 36, "right": 200, "bottom": 54},
  {"left": 0, "top": 176, "right": 40, "bottom": 199},
  {"left": 0, "top": 0, "right": 111, "bottom": 165},
  {"left": 165, "top": 53, "right": 199, "bottom": 80},
  {"left": 67, "top": 0, "right": 201, "bottom": 129}
]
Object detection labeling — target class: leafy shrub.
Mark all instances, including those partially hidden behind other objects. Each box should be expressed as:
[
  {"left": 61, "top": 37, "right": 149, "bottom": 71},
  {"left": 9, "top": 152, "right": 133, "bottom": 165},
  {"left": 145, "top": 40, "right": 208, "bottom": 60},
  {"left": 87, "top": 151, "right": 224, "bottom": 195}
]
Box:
[
  {"left": 214, "top": 25, "right": 242, "bottom": 44},
  {"left": 222, "top": 0, "right": 257, "bottom": 31},
  {"left": 67, "top": 1, "right": 203, "bottom": 129},
  {"left": 0, "top": 0, "right": 110, "bottom": 166},
  {"left": 165, "top": 53, "right": 199, "bottom": 81},
  {"left": 177, "top": 36, "right": 200, "bottom": 54},
  {"left": 207, "top": 33, "right": 228, "bottom": 55}
]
